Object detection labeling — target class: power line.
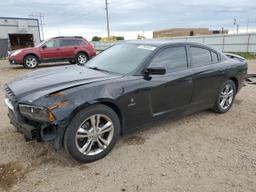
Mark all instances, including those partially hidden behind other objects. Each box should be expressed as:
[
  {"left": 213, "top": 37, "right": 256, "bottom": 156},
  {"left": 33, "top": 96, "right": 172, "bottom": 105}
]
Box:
[{"left": 29, "top": 12, "right": 45, "bottom": 41}]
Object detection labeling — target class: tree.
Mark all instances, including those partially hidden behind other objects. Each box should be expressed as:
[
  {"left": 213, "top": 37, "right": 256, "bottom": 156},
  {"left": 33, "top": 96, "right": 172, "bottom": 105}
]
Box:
[
  {"left": 115, "top": 36, "right": 124, "bottom": 41},
  {"left": 91, "top": 36, "right": 102, "bottom": 41},
  {"left": 137, "top": 34, "right": 145, "bottom": 40}
]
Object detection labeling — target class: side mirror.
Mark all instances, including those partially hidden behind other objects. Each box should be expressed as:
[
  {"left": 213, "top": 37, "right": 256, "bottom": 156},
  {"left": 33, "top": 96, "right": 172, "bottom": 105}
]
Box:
[
  {"left": 41, "top": 45, "right": 47, "bottom": 49},
  {"left": 145, "top": 67, "right": 166, "bottom": 75}
]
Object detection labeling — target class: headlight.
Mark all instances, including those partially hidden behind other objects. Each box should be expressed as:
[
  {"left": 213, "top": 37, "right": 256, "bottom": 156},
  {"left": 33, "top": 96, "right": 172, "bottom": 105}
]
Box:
[
  {"left": 19, "top": 104, "right": 55, "bottom": 122},
  {"left": 11, "top": 50, "right": 22, "bottom": 56}
]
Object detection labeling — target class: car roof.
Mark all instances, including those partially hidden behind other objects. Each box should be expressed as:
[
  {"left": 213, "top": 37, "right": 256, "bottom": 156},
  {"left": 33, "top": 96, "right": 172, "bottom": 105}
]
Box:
[
  {"left": 120, "top": 39, "right": 212, "bottom": 49},
  {"left": 53, "top": 36, "right": 84, "bottom": 39}
]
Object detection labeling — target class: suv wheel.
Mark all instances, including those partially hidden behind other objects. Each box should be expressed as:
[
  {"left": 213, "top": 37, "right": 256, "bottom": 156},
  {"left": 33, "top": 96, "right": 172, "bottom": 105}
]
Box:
[
  {"left": 64, "top": 104, "right": 120, "bottom": 163},
  {"left": 212, "top": 80, "right": 236, "bottom": 113},
  {"left": 76, "top": 53, "right": 88, "bottom": 65},
  {"left": 23, "top": 55, "right": 39, "bottom": 69}
]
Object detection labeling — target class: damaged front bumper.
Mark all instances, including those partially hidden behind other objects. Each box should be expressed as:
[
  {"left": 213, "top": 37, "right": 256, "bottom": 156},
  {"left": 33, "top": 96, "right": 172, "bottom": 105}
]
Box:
[
  {"left": 5, "top": 100, "right": 66, "bottom": 151},
  {"left": 8, "top": 109, "right": 39, "bottom": 141}
]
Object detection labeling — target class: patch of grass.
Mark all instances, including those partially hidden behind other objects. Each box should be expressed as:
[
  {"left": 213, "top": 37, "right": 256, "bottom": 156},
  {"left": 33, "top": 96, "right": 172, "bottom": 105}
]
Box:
[
  {"left": 95, "top": 49, "right": 104, "bottom": 52},
  {"left": 231, "top": 52, "right": 256, "bottom": 60}
]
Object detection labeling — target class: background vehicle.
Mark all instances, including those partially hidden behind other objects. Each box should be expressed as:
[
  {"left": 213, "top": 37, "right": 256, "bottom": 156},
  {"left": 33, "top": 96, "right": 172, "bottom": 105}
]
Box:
[
  {"left": 8, "top": 36, "right": 96, "bottom": 68},
  {"left": 4, "top": 41, "right": 247, "bottom": 163},
  {"left": 224, "top": 52, "right": 246, "bottom": 61}
]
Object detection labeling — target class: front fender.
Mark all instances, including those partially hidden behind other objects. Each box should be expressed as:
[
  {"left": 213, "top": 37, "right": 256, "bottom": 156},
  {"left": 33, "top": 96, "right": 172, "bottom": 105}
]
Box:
[{"left": 32, "top": 83, "right": 124, "bottom": 122}]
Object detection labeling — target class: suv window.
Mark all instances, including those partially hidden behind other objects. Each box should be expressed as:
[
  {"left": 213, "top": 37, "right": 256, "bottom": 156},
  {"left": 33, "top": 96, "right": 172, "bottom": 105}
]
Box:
[
  {"left": 44, "top": 40, "right": 59, "bottom": 48},
  {"left": 191, "top": 47, "right": 212, "bottom": 67},
  {"left": 150, "top": 46, "right": 188, "bottom": 72},
  {"left": 60, "top": 39, "right": 83, "bottom": 47}
]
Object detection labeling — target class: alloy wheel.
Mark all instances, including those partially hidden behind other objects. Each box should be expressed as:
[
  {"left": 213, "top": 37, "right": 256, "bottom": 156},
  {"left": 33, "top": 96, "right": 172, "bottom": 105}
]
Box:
[
  {"left": 75, "top": 114, "right": 114, "bottom": 156},
  {"left": 25, "top": 57, "right": 38, "bottom": 68},
  {"left": 219, "top": 84, "right": 234, "bottom": 110},
  {"left": 77, "top": 54, "right": 87, "bottom": 64}
]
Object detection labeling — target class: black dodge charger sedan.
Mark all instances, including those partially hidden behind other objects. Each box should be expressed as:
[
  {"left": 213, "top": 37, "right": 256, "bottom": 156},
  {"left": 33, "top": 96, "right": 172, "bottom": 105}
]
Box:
[{"left": 4, "top": 40, "right": 247, "bottom": 163}]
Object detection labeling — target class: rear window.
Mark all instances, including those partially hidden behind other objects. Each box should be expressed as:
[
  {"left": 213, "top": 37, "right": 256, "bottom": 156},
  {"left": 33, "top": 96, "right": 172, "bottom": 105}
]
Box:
[
  {"left": 191, "top": 47, "right": 212, "bottom": 67},
  {"left": 60, "top": 39, "right": 83, "bottom": 47}
]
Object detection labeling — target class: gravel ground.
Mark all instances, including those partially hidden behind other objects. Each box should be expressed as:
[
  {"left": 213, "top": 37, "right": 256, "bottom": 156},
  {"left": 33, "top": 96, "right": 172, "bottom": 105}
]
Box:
[{"left": 0, "top": 60, "right": 256, "bottom": 192}]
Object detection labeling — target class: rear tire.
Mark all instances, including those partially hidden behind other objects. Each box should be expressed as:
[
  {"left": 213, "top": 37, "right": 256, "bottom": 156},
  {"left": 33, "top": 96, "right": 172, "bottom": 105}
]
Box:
[
  {"left": 23, "top": 55, "right": 39, "bottom": 69},
  {"left": 64, "top": 104, "right": 120, "bottom": 163},
  {"left": 76, "top": 52, "right": 88, "bottom": 65},
  {"left": 212, "top": 80, "right": 236, "bottom": 113}
]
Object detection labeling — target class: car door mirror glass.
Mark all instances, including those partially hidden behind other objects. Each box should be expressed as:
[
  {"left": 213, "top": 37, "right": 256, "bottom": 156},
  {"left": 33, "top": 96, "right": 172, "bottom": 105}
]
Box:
[{"left": 41, "top": 45, "right": 47, "bottom": 49}]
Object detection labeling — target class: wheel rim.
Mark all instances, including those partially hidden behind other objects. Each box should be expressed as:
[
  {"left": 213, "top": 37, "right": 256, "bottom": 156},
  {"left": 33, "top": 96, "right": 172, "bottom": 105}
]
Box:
[
  {"left": 78, "top": 54, "right": 87, "bottom": 64},
  {"left": 219, "top": 84, "right": 234, "bottom": 110},
  {"left": 26, "top": 57, "right": 37, "bottom": 68},
  {"left": 75, "top": 114, "right": 114, "bottom": 156}
]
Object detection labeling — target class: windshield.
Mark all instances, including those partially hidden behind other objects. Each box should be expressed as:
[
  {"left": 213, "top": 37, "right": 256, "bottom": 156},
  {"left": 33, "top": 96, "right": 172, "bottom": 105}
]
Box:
[
  {"left": 87, "top": 44, "right": 155, "bottom": 74},
  {"left": 35, "top": 39, "right": 48, "bottom": 47}
]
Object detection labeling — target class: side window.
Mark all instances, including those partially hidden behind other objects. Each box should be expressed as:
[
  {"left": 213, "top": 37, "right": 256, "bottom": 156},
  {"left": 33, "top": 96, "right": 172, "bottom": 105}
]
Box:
[
  {"left": 81, "top": 39, "right": 88, "bottom": 45},
  {"left": 150, "top": 46, "right": 188, "bottom": 72},
  {"left": 191, "top": 47, "right": 212, "bottom": 67},
  {"left": 44, "top": 40, "right": 56, "bottom": 48},
  {"left": 75, "top": 39, "right": 84, "bottom": 45},
  {"left": 60, "top": 39, "right": 76, "bottom": 47},
  {"left": 211, "top": 51, "right": 219, "bottom": 63}
]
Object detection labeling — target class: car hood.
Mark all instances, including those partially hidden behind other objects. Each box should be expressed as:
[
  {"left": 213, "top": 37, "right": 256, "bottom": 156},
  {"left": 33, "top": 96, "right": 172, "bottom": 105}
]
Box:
[
  {"left": 11, "top": 47, "right": 35, "bottom": 54},
  {"left": 7, "top": 65, "right": 121, "bottom": 101},
  {"left": 21, "top": 47, "right": 35, "bottom": 51}
]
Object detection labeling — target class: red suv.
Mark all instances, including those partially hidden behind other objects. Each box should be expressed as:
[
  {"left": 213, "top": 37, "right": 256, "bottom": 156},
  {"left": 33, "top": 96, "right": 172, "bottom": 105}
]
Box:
[{"left": 8, "top": 36, "right": 96, "bottom": 68}]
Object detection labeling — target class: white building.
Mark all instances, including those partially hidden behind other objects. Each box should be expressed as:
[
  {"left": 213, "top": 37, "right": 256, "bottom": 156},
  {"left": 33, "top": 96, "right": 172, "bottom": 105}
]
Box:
[{"left": 0, "top": 17, "right": 41, "bottom": 57}]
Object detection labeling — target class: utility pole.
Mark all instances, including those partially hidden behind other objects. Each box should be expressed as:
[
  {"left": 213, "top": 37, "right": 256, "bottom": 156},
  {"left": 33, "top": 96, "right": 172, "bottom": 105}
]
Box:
[
  {"left": 29, "top": 12, "right": 45, "bottom": 41},
  {"left": 246, "top": 18, "right": 249, "bottom": 33},
  {"left": 105, "top": 0, "right": 110, "bottom": 38},
  {"left": 57, "top": 25, "right": 61, "bottom": 36},
  {"left": 39, "top": 13, "right": 45, "bottom": 40}
]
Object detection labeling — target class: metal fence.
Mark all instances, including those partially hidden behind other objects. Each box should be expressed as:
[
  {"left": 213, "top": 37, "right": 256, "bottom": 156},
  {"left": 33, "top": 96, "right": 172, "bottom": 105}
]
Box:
[
  {"left": 91, "top": 33, "right": 256, "bottom": 53},
  {"left": 90, "top": 41, "right": 115, "bottom": 51},
  {"left": 165, "top": 33, "right": 256, "bottom": 53}
]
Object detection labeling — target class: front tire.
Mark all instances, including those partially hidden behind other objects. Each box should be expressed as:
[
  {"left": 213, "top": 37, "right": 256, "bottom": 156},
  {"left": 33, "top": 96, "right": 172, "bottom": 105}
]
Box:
[
  {"left": 212, "top": 80, "right": 236, "bottom": 113},
  {"left": 64, "top": 104, "right": 120, "bottom": 163},
  {"left": 23, "top": 55, "right": 39, "bottom": 68}
]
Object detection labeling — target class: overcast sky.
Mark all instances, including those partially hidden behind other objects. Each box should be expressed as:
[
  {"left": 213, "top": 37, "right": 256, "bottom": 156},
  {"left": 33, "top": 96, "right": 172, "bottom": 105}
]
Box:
[{"left": 1, "top": 0, "right": 256, "bottom": 40}]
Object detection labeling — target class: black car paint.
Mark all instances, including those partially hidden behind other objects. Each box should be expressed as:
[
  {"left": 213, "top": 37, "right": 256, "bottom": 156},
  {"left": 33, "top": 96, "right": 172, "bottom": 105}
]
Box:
[{"left": 5, "top": 41, "right": 248, "bottom": 150}]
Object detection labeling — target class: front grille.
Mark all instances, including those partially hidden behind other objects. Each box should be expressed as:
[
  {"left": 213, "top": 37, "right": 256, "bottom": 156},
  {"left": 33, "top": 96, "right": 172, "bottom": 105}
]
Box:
[{"left": 4, "top": 86, "right": 16, "bottom": 101}]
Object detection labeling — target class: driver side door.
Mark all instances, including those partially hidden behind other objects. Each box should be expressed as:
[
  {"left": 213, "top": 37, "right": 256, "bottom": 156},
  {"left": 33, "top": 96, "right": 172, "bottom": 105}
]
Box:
[
  {"left": 148, "top": 46, "right": 194, "bottom": 116},
  {"left": 39, "top": 39, "right": 61, "bottom": 60}
]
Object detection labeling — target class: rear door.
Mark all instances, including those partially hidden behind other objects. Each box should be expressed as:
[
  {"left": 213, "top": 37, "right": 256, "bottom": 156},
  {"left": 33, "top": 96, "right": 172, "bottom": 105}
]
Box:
[
  {"left": 189, "top": 46, "right": 226, "bottom": 107},
  {"left": 59, "top": 39, "right": 79, "bottom": 58},
  {"left": 148, "top": 46, "right": 194, "bottom": 115}
]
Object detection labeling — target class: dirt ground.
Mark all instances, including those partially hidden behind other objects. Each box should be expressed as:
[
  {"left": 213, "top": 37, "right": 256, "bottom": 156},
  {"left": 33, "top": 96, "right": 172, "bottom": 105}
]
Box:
[{"left": 0, "top": 60, "right": 256, "bottom": 192}]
